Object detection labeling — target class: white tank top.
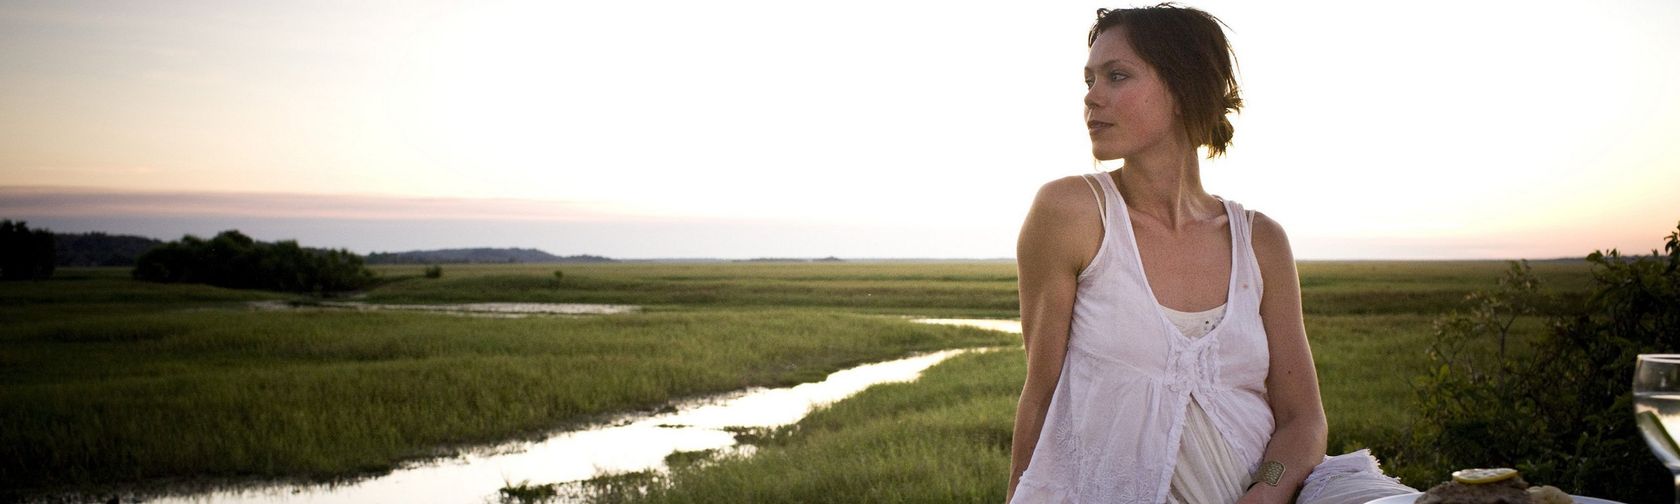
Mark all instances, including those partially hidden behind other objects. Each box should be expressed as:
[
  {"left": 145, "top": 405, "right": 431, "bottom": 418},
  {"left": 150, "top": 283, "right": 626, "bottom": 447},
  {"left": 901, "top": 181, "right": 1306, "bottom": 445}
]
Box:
[{"left": 1012, "top": 172, "right": 1273, "bottom": 504}]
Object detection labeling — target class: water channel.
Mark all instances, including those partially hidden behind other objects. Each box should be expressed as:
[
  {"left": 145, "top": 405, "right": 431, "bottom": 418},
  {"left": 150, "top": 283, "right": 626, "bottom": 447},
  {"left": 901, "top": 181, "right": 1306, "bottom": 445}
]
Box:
[
  {"left": 246, "top": 301, "right": 639, "bottom": 317},
  {"left": 125, "top": 317, "right": 1021, "bottom": 504}
]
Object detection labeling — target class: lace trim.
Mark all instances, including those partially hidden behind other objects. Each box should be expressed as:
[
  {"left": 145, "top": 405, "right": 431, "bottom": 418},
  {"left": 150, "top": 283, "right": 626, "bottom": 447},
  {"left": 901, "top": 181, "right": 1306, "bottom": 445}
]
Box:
[{"left": 1046, "top": 407, "right": 1163, "bottom": 503}]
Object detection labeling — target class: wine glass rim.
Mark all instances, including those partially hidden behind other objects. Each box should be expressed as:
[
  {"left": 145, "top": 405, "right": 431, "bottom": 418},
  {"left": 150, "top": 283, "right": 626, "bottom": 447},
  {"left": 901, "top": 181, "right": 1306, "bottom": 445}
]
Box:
[{"left": 1638, "top": 354, "right": 1680, "bottom": 363}]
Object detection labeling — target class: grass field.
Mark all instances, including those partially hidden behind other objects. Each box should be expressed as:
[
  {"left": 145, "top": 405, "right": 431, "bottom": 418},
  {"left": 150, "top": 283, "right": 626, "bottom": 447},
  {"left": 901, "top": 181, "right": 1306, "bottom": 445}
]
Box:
[
  {"left": 362, "top": 261, "right": 1022, "bottom": 318},
  {"left": 0, "top": 260, "right": 1593, "bottom": 501}
]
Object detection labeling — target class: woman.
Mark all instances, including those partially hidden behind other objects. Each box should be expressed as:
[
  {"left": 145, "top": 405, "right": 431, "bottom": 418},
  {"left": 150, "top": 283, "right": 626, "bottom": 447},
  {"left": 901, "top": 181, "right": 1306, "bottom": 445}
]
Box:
[{"left": 1007, "top": 5, "right": 1417, "bottom": 504}]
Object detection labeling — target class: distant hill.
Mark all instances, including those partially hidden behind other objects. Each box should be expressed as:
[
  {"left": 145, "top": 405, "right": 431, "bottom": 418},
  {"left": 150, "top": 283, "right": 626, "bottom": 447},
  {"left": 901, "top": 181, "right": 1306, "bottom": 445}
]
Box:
[
  {"left": 55, "top": 232, "right": 164, "bottom": 267},
  {"left": 366, "top": 248, "right": 614, "bottom": 264},
  {"left": 732, "top": 256, "right": 845, "bottom": 263}
]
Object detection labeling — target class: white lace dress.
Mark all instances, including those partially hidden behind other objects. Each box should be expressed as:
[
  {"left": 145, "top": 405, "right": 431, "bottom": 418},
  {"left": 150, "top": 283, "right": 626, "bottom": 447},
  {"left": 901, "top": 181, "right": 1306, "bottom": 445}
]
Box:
[{"left": 1009, "top": 172, "right": 1417, "bottom": 504}]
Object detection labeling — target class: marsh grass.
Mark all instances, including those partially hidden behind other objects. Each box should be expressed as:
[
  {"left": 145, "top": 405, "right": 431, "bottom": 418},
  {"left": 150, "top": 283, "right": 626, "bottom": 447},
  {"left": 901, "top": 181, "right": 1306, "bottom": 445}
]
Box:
[
  {"left": 576, "top": 470, "right": 665, "bottom": 504},
  {"left": 0, "top": 268, "right": 280, "bottom": 308},
  {"left": 661, "top": 449, "right": 718, "bottom": 468},
  {"left": 1296, "top": 261, "right": 1590, "bottom": 315},
  {"left": 356, "top": 261, "right": 1592, "bottom": 320},
  {"left": 362, "top": 262, "right": 1021, "bottom": 318},
  {"left": 499, "top": 480, "right": 560, "bottom": 504}
]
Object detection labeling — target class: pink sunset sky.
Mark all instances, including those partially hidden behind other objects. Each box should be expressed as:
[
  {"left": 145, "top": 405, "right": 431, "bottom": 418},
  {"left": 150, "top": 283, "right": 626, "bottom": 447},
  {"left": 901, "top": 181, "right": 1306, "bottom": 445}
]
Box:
[{"left": 3, "top": 1, "right": 1676, "bottom": 259}]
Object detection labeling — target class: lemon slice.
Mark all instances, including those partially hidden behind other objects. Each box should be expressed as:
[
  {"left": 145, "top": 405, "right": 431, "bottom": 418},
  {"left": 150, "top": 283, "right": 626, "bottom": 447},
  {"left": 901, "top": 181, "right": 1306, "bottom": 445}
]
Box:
[
  {"left": 1452, "top": 468, "right": 1519, "bottom": 484},
  {"left": 1639, "top": 411, "right": 1680, "bottom": 457}
]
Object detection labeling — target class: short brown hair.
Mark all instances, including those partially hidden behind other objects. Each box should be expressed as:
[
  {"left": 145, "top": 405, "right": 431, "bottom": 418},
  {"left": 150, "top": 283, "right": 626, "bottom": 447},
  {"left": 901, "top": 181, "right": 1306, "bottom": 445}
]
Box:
[{"left": 1089, "top": 4, "right": 1241, "bottom": 158}]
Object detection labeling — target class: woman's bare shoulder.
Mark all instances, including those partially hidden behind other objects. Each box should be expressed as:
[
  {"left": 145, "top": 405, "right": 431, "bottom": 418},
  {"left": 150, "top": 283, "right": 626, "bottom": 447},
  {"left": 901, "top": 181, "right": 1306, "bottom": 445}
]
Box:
[
  {"left": 1026, "top": 175, "right": 1104, "bottom": 223},
  {"left": 1249, "top": 210, "right": 1297, "bottom": 276},
  {"left": 1019, "top": 175, "right": 1105, "bottom": 271}
]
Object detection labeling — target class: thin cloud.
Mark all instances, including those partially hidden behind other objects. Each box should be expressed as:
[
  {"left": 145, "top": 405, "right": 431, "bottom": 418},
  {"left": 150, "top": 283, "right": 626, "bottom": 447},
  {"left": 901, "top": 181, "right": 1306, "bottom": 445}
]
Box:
[{"left": 0, "top": 186, "right": 646, "bottom": 222}]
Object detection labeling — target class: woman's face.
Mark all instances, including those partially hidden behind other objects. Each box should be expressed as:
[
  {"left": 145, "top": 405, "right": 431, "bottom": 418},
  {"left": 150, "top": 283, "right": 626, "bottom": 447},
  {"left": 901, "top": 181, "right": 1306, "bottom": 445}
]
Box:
[{"left": 1084, "top": 27, "right": 1182, "bottom": 161}]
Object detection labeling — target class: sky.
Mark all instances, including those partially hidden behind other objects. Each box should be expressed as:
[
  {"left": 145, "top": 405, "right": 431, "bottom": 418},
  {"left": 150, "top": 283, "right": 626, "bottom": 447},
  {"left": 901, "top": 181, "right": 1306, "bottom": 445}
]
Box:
[{"left": 2, "top": 0, "right": 1677, "bottom": 259}]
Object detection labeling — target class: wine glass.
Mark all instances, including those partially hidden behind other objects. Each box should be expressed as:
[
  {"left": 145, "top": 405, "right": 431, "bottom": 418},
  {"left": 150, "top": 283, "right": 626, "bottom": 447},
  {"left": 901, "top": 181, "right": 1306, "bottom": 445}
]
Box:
[{"left": 1635, "top": 354, "right": 1680, "bottom": 503}]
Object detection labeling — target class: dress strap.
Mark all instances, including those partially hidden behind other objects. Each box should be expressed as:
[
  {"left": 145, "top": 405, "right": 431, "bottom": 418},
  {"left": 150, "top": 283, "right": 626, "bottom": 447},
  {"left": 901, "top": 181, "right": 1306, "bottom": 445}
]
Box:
[
  {"left": 1213, "top": 196, "right": 1247, "bottom": 242},
  {"left": 1221, "top": 198, "right": 1263, "bottom": 297},
  {"left": 1080, "top": 173, "right": 1110, "bottom": 233}
]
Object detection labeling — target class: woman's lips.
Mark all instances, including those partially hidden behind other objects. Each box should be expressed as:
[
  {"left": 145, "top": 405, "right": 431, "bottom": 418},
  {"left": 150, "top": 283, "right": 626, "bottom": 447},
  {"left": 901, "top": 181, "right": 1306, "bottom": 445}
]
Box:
[{"left": 1087, "top": 120, "right": 1113, "bottom": 134}]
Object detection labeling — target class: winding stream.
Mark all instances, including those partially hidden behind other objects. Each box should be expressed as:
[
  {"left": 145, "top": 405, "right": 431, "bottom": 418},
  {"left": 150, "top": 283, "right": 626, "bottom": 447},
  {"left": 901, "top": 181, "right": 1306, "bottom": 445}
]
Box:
[{"left": 247, "top": 301, "right": 639, "bottom": 317}]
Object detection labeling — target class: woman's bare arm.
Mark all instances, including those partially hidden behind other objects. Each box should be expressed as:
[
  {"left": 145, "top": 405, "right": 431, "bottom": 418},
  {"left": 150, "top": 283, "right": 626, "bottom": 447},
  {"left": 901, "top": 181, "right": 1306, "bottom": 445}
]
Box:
[
  {"left": 1007, "top": 176, "right": 1102, "bottom": 502},
  {"left": 1239, "top": 212, "right": 1328, "bottom": 504}
]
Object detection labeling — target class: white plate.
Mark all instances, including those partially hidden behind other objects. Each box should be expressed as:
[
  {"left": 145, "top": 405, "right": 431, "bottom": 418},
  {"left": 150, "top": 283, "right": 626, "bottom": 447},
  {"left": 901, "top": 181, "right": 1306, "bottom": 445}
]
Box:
[{"left": 1364, "top": 492, "right": 1624, "bottom": 504}]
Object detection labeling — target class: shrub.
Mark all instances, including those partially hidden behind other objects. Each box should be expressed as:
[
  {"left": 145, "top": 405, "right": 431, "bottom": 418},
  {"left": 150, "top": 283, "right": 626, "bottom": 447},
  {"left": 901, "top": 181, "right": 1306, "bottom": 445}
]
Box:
[
  {"left": 0, "top": 220, "right": 55, "bottom": 280},
  {"left": 424, "top": 265, "right": 443, "bottom": 279},
  {"left": 1410, "top": 221, "right": 1679, "bottom": 503},
  {"left": 132, "top": 230, "right": 375, "bottom": 294}
]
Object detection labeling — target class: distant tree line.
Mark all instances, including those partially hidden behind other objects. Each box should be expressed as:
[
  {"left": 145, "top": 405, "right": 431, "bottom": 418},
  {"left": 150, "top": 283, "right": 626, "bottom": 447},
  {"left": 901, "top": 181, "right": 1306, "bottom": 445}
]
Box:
[
  {"left": 54, "top": 231, "right": 163, "bottom": 266},
  {"left": 733, "top": 256, "right": 845, "bottom": 263},
  {"left": 0, "top": 220, "right": 55, "bottom": 280},
  {"left": 366, "top": 248, "right": 614, "bottom": 264},
  {"left": 133, "top": 230, "right": 374, "bottom": 293}
]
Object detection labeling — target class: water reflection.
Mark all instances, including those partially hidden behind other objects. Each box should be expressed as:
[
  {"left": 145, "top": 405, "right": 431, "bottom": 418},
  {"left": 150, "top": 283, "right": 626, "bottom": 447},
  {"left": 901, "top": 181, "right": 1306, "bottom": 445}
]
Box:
[
  {"left": 247, "top": 301, "right": 638, "bottom": 317},
  {"left": 913, "top": 318, "right": 1022, "bottom": 335},
  {"left": 147, "top": 347, "right": 976, "bottom": 504}
]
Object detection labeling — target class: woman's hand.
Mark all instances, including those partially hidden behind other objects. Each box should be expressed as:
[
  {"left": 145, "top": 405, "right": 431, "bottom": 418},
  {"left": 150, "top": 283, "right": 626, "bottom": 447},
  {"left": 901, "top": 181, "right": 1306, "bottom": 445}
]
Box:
[{"left": 1235, "top": 484, "right": 1293, "bottom": 504}]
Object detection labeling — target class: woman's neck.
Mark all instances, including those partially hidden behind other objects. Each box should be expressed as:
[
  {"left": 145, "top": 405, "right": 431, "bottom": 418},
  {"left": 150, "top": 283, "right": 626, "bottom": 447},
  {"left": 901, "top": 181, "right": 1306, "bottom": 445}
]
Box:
[{"left": 1113, "top": 148, "right": 1220, "bottom": 232}]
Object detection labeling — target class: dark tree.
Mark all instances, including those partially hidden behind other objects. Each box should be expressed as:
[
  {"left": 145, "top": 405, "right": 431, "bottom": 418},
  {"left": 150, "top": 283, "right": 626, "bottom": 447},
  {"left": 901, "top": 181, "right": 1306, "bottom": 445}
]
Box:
[
  {"left": 0, "top": 220, "right": 56, "bottom": 280},
  {"left": 53, "top": 231, "right": 163, "bottom": 266},
  {"left": 133, "top": 230, "right": 374, "bottom": 293}
]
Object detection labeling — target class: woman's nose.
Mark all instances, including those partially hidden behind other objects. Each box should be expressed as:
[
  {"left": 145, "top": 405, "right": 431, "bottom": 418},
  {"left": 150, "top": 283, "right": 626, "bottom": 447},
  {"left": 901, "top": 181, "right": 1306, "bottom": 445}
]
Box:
[{"left": 1084, "top": 86, "right": 1102, "bottom": 110}]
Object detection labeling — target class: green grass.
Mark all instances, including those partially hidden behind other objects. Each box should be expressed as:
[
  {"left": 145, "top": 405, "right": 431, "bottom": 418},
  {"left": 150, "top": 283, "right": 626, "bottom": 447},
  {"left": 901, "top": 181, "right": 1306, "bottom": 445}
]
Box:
[
  {"left": 0, "top": 260, "right": 1595, "bottom": 501},
  {"left": 500, "top": 480, "right": 561, "bottom": 504},
  {"left": 359, "top": 260, "right": 1592, "bottom": 318},
  {"left": 1297, "top": 261, "right": 1590, "bottom": 315},
  {"left": 362, "top": 262, "right": 1021, "bottom": 318}
]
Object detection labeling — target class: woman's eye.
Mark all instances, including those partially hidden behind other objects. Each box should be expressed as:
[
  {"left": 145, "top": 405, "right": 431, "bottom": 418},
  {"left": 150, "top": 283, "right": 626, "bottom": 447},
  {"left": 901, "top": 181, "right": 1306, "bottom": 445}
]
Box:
[
  {"left": 1109, "top": 71, "right": 1128, "bottom": 82},
  {"left": 1084, "top": 77, "right": 1095, "bottom": 89}
]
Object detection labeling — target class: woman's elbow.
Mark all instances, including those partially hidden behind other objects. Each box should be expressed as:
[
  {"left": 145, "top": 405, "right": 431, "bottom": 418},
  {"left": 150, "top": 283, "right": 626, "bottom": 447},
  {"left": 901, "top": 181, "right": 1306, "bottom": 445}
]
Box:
[
  {"left": 1018, "top": 367, "right": 1065, "bottom": 408},
  {"left": 1276, "top": 407, "right": 1328, "bottom": 437},
  {"left": 1018, "top": 374, "right": 1058, "bottom": 403}
]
